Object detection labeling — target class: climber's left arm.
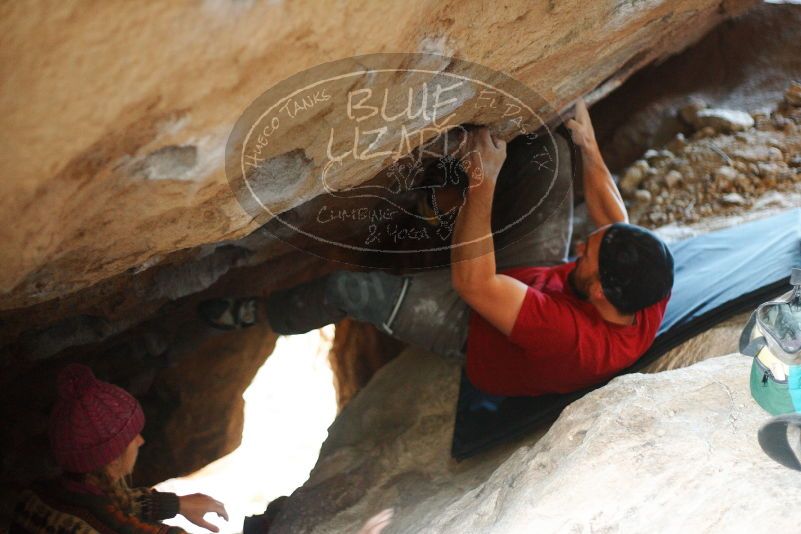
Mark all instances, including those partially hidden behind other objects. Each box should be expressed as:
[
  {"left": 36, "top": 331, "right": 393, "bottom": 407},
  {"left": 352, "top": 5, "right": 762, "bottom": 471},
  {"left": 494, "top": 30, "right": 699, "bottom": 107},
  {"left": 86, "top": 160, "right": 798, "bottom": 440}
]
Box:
[{"left": 451, "top": 128, "right": 528, "bottom": 337}]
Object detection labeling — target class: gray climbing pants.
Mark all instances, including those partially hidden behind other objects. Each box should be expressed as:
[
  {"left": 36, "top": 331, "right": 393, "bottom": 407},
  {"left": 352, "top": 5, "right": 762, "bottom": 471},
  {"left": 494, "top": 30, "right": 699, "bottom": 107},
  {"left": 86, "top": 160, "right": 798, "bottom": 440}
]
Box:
[{"left": 266, "top": 131, "right": 575, "bottom": 359}]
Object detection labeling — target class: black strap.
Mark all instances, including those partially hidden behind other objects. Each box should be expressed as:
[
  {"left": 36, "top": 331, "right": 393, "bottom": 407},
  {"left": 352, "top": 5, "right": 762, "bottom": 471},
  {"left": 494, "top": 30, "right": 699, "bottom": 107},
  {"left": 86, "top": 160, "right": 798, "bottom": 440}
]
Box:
[{"left": 758, "top": 414, "right": 801, "bottom": 471}]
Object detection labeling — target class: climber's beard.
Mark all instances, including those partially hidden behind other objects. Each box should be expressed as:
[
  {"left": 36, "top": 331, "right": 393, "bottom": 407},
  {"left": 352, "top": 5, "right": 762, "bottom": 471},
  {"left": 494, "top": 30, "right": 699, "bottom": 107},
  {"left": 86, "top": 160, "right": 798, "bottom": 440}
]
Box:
[{"left": 568, "top": 266, "right": 590, "bottom": 301}]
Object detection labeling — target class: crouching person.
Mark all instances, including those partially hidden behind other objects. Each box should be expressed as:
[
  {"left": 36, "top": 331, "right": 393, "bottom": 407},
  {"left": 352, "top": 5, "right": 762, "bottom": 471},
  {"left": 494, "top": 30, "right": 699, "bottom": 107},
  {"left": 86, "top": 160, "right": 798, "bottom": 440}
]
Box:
[{"left": 11, "top": 363, "right": 228, "bottom": 534}]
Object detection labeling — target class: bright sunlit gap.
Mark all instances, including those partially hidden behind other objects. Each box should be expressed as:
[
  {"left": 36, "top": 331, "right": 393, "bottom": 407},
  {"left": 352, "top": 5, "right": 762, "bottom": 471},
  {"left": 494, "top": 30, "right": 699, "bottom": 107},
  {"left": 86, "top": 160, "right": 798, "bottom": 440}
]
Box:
[{"left": 155, "top": 326, "right": 337, "bottom": 534}]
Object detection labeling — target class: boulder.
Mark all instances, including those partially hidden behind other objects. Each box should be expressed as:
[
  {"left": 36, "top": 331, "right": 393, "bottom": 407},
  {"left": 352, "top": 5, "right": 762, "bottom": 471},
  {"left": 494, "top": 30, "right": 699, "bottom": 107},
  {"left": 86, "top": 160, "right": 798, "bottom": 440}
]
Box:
[
  {"left": 327, "top": 320, "right": 406, "bottom": 410},
  {"left": 272, "top": 351, "right": 801, "bottom": 533},
  {"left": 0, "top": 0, "right": 758, "bottom": 310}
]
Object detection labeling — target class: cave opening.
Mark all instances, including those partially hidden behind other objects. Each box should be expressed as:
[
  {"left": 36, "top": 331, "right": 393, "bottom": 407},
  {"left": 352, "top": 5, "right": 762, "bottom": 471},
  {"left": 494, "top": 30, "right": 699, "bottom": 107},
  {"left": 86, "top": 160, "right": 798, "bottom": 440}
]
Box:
[{"left": 154, "top": 326, "right": 337, "bottom": 534}]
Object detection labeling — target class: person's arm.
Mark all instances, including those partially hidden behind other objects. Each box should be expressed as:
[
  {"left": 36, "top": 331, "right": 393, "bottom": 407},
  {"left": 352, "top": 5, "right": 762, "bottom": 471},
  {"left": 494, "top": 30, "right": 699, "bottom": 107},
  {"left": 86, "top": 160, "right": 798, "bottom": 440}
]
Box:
[
  {"left": 131, "top": 488, "right": 180, "bottom": 522},
  {"left": 131, "top": 488, "right": 228, "bottom": 532},
  {"left": 566, "top": 99, "right": 628, "bottom": 227},
  {"left": 450, "top": 128, "right": 529, "bottom": 336}
]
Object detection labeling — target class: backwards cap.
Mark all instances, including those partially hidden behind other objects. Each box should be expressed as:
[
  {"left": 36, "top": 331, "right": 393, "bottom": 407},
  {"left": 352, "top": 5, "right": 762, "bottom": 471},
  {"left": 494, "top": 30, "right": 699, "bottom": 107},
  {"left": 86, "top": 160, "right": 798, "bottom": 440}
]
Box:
[{"left": 598, "top": 223, "right": 674, "bottom": 314}]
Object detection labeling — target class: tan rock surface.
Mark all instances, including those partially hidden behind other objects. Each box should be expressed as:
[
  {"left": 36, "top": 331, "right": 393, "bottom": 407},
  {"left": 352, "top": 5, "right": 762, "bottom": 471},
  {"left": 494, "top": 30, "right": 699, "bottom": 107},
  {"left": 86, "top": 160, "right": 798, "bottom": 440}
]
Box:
[
  {"left": 0, "top": 0, "right": 756, "bottom": 310},
  {"left": 272, "top": 350, "right": 801, "bottom": 533},
  {"left": 328, "top": 319, "right": 406, "bottom": 410}
]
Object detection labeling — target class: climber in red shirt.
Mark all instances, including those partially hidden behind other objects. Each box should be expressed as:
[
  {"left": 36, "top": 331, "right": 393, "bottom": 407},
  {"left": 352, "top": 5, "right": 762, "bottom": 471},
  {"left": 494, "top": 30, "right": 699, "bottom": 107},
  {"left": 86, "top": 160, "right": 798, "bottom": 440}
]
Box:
[
  {"left": 451, "top": 101, "right": 672, "bottom": 396},
  {"left": 199, "top": 99, "right": 674, "bottom": 398}
]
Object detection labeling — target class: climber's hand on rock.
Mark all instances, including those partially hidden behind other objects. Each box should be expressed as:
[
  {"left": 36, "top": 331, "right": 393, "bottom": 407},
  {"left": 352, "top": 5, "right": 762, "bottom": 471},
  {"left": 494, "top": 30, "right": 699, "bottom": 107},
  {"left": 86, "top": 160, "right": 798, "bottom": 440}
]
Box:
[
  {"left": 178, "top": 493, "right": 228, "bottom": 533},
  {"left": 464, "top": 127, "right": 507, "bottom": 190},
  {"left": 566, "top": 98, "right": 597, "bottom": 149}
]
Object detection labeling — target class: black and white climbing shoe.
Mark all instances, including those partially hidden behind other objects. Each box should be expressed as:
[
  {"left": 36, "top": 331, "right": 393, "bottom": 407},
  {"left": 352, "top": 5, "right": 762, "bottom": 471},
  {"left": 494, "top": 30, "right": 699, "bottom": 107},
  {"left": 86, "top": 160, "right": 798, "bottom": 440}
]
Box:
[{"left": 197, "top": 298, "right": 259, "bottom": 330}]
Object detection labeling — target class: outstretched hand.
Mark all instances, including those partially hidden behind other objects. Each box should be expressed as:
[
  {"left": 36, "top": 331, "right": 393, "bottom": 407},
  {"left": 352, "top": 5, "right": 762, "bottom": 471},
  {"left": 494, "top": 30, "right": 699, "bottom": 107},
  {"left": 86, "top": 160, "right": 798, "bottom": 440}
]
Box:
[
  {"left": 178, "top": 493, "right": 228, "bottom": 533},
  {"left": 463, "top": 127, "right": 507, "bottom": 189},
  {"left": 565, "top": 98, "right": 597, "bottom": 148}
]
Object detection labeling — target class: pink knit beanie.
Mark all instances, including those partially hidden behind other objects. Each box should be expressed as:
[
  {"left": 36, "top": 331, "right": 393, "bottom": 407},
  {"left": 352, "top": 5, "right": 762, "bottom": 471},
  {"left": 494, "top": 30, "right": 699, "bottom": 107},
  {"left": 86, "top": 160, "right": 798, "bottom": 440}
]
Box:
[{"left": 49, "top": 363, "right": 145, "bottom": 473}]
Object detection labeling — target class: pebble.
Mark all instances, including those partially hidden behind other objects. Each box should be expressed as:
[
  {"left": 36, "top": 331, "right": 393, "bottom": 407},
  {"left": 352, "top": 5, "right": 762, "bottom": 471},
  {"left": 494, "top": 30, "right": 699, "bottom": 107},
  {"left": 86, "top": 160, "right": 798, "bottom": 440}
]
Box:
[
  {"left": 666, "top": 133, "right": 687, "bottom": 153},
  {"left": 714, "top": 165, "right": 738, "bottom": 182},
  {"left": 693, "top": 109, "right": 754, "bottom": 133},
  {"left": 785, "top": 81, "right": 801, "bottom": 107},
  {"left": 621, "top": 165, "right": 646, "bottom": 195},
  {"left": 679, "top": 97, "right": 707, "bottom": 125},
  {"left": 644, "top": 149, "right": 675, "bottom": 167},
  {"left": 665, "top": 170, "right": 682, "bottom": 188},
  {"left": 773, "top": 115, "right": 791, "bottom": 130},
  {"left": 737, "top": 175, "right": 751, "bottom": 190},
  {"left": 697, "top": 126, "right": 717, "bottom": 139},
  {"left": 732, "top": 145, "right": 785, "bottom": 164},
  {"left": 634, "top": 189, "right": 652, "bottom": 203},
  {"left": 768, "top": 146, "right": 784, "bottom": 161},
  {"left": 757, "top": 162, "right": 787, "bottom": 181},
  {"left": 753, "top": 191, "right": 790, "bottom": 210},
  {"left": 719, "top": 192, "right": 746, "bottom": 206}
]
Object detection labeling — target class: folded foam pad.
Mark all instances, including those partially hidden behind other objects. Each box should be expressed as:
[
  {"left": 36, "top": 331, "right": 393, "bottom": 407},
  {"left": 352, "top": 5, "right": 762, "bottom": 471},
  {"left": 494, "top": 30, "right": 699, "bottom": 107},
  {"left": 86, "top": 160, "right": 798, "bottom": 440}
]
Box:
[{"left": 451, "top": 209, "right": 801, "bottom": 460}]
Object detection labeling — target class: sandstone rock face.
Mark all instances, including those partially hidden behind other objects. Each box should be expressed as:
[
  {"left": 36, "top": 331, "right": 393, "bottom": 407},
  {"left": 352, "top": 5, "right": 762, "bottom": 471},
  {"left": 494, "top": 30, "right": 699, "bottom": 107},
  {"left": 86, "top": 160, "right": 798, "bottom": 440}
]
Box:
[
  {"left": 272, "top": 351, "right": 801, "bottom": 533},
  {"left": 0, "top": 0, "right": 756, "bottom": 310},
  {"left": 328, "top": 320, "right": 407, "bottom": 410}
]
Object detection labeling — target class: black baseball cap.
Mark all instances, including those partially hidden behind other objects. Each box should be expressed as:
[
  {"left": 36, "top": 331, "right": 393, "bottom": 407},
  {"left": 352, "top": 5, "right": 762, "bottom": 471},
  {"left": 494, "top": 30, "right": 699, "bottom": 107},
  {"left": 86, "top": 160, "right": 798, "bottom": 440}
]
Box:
[{"left": 598, "top": 223, "right": 674, "bottom": 314}]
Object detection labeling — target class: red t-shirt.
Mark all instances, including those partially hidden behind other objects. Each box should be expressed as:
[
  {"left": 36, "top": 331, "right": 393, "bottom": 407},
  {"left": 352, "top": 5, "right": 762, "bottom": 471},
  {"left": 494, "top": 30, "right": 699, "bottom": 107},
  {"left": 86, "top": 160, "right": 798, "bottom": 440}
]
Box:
[{"left": 465, "top": 262, "right": 669, "bottom": 396}]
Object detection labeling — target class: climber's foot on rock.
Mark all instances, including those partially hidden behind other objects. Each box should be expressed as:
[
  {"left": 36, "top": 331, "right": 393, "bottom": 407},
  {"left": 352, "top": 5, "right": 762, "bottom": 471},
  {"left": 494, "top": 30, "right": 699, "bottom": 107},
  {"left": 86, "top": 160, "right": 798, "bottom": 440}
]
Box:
[{"left": 198, "top": 297, "right": 263, "bottom": 330}]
